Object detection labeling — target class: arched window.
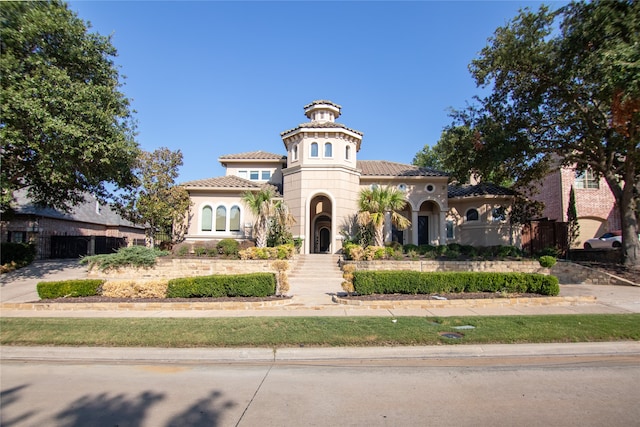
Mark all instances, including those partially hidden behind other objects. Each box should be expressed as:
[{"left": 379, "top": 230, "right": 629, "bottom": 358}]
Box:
[
  {"left": 310, "top": 142, "right": 318, "bottom": 157},
  {"left": 292, "top": 144, "right": 298, "bottom": 161},
  {"left": 201, "top": 206, "right": 213, "bottom": 231},
  {"left": 216, "top": 206, "right": 227, "bottom": 231},
  {"left": 230, "top": 206, "right": 241, "bottom": 232},
  {"left": 324, "top": 142, "right": 332, "bottom": 157},
  {"left": 345, "top": 145, "right": 351, "bottom": 160},
  {"left": 466, "top": 208, "right": 479, "bottom": 222}
]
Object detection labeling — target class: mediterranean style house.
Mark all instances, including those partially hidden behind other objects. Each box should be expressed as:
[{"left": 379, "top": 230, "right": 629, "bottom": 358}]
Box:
[{"left": 182, "top": 100, "right": 519, "bottom": 254}]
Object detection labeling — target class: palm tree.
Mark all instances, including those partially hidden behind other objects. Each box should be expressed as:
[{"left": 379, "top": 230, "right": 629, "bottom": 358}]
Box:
[
  {"left": 241, "top": 185, "right": 277, "bottom": 248},
  {"left": 357, "top": 185, "right": 410, "bottom": 247}
]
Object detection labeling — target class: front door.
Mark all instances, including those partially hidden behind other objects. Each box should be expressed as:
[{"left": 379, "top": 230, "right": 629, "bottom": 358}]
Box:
[
  {"left": 418, "top": 215, "right": 429, "bottom": 245},
  {"left": 319, "top": 228, "right": 330, "bottom": 253}
]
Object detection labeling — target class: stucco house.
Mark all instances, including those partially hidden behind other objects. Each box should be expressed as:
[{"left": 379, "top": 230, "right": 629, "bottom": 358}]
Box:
[{"left": 182, "top": 100, "right": 519, "bottom": 254}]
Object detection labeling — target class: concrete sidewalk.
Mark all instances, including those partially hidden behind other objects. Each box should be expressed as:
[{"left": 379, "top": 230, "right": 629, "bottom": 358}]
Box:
[{"left": 1, "top": 259, "right": 640, "bottom": 318}]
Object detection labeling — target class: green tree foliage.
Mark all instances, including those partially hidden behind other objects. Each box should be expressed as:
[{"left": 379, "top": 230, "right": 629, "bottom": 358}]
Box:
[
  {"left": 449, "top": 1, "right": 640, "bottom": 267},
  {"left": 115, "top": 148, "right": 191, "bottom": 247},
  {"left": 0, "top": 1, "right": 139, "bottom": 211},
  {"left": 267, "top": 201, "right": 296, "bottom": 247},
  {"left": 567, "top": 186, "right": 580, "bottom": 248},
  {"left": 242, "top": 185, "right": 279, "bottom": 248},
  {"left": 411, "top": 145, "right": 445, "bottom": 172},
  {"left": 357, "top": 186, "right": 410, "bottom": 247}
]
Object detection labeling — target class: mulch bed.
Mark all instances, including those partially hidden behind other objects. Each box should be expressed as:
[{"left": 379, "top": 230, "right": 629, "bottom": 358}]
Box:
[{"left": 339, "top": 292, "right": 544, "bottom": 301}]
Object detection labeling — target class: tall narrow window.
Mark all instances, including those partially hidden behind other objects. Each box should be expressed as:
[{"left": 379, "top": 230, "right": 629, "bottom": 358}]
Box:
[
  {"left": 201, "top": 206, "right": 213, "bottom": 231},
  {"left": 446, "top": 220, "right": 455, "bottom": 239},
  {"left": 324, "top": 143, "right": 332, "bottom": 157},
  {"left": 292, "top": 145, "right": 298, "bottom": 161},
  {"left": 216, "top": 206, "right": 227, "bottom": 231},
  {"left": 345, "top": 145, "right": 351, "bottom": 160},
  {"left": 310, "top": 142, "right": 318, "bottom": 157},
  {"left": 230, "top": 206, "right": 241, "bottom": 232}
]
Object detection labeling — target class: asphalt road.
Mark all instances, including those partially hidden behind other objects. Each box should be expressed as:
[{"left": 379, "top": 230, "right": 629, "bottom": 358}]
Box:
[{"left": 2, "top": 348, "right": 639, "bottom": 427}]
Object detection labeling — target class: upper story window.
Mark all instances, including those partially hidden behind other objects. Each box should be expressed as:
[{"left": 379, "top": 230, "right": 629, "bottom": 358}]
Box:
[
  {"left": 261, "top": 171, "right": 271, "bottom": 181},
  {"left": 310, "top": 142, "right": 319, "bottom": 157},
  {"left": 292, "top": 144, "right": 298, "bottom": 161},
  {"left": 238, "top": 170, "right": 247, "bottom": 179},
  {"left": 492, "top": 206, "right": 507, "bottom": 222},
  {"left": 324, "top": 143, "right": 332, "bottom": 157},
  {"left": 466, "top": 208, "right": 479, "bottom": 222},
  {"left": 250, "top": 171, "right": 259, "bottom": 180},
  {"left": 397, "top": 183, "right": 407, "bottom": 192},
  {"left": 345, "top": 145, "right": 351, "bottom": 160},
  {"left": 575, "top": 170, "right": 599, "bottom": 189}
]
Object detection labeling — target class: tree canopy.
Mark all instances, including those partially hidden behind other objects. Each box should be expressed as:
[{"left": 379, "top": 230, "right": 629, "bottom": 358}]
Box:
[
  {"left": 357, "top": 185, "right": 410, "bottom": 247},
  {"left": 0, "top": 1, "right": 139, "bottom": 211},
  {"left": 115, "top": 148, "right": 191, "bottom": 247},
  {"left": 432, "top": 1, "right": 639, "bottom": 267}
]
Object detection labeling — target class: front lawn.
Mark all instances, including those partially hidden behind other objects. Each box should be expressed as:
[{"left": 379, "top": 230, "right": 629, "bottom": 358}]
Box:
[{"left": 1, "top": 314, "right": 639, "bottom": 347}]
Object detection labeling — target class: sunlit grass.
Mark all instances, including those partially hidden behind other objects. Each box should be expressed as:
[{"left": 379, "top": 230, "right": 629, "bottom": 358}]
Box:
[{"left": 1, "top": 314, "right": 639, "bottom": 348}]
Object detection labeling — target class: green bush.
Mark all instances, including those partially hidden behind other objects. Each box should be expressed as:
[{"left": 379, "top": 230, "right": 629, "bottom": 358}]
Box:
[
  {"left": 37, "top": 279, "right": 104, "bottom": 299},
  {"left": 352, "top": 271, "right": 559, "bottom": 296},
  {"left": 167, "top": 273, "right": 276, "bottom": 298},
  {"left": 538, "top": 255, "right": 557, "bottom": 268},
  {"left": 217, "top": 239, "right": 240, "bottom": 257},
  {"left": 80, "top": 246, "right": 169, "bottom": 271},
  {"left": 1, "top": 242, "right": 37, "bottom": 266}
]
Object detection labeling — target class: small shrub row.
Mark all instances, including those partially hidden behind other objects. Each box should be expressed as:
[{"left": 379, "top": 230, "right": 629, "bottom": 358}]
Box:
[
  {"left": 81, "top": 246, "right": 169, "bottom": 271},
  {"left": 343, "top": 242, "right": 524, "bottom": 261},
  {"left": 352, "top": 271, "right": 560, "bottom": 296},
  {"left": 167, "top": 273, "right": 276, "bottom": 298},
  {"left": 37, "top": 279, "right": 104, "bottom": 299},
  {"left": 172, "top": 239, "right": 253, "bottom": 258},
  {"left": 239, "top": 244, "right": 295, "bottom": 260},
  {"left": 101, "top": 280, "right": 168, "bottom": 299}
]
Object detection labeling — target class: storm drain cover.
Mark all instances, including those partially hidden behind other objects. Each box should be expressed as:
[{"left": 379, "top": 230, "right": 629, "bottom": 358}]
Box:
[{"left": 439, "top": 332, "right": 464, "bottom": 339}]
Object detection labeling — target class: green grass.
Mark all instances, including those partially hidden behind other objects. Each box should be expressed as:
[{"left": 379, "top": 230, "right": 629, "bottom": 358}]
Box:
[{"left": 1, "top": 314, "right": 639, "bottom": 347}]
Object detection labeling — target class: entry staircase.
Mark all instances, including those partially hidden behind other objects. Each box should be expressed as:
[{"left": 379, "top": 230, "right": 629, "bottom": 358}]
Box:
[{"left": 287, "top": 254, "right": 344, "bottom": 305}]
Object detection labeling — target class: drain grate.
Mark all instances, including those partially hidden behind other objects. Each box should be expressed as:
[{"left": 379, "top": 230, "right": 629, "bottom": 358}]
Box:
[{"left": 439, "top": 331, "right": 464, "bottom": 339}]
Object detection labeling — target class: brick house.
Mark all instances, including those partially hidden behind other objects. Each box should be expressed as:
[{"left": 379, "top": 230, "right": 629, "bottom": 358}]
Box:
[
  {"left": 532, "top": 165, "right": 620, "bottom": 248},
  {"left": 1, "top": 189, "right": 146, "bottom": 259}
]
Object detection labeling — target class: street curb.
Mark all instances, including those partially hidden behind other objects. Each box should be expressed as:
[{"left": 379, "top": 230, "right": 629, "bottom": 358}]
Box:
[{"left": 2, "top": 342, "right": 639, "bottom": 364}]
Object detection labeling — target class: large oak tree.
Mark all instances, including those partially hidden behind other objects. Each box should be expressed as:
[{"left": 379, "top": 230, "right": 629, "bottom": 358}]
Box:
[
  {"left": 1, "top": 1, "right": 139, "bottom": 211},
  {"left": 435, "top": 1, "right": 639, "bottom": 268}
]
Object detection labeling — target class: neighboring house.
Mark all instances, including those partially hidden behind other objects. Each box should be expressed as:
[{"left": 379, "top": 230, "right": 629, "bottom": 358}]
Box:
[
  {"left": 0, "top": 189, "right": 146, "bottom": 259},
  {"left": 182, "top": 100, "right": 519, "bottom": 254},
  {"left": 532, "top": 164, "right": 620, "bottom": 248}
]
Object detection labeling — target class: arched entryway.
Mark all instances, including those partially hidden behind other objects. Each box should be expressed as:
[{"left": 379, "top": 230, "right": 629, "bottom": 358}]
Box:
[{"left": 310, "top": 194, "right": 332, "bottom": 253}]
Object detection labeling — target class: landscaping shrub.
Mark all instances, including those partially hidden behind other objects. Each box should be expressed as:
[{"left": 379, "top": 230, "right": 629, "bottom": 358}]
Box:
[
  {"left": 81, "top": 246, "right": 169, "bottom": 271},
  {"left": 341, "top": 264, "right": 356, "bottom": 295},
  {"left": 101, "top": 280, "right": 168, "bottom": 298},
  {"left": 239, "top": 245, "right": 294, "bottom": 260},
  {"left": 352, "top": 271, "right": 559, "bottom": 296},
  {"left": 538, "top": 255, "right": 557, "bottom": 268},
  {"left": 217, "top": 239, "right": 240, "bottom": 257},
  {"left": 166, "top": 273, "right": 276, "bottom": 298},
  {"left": 1, "top": 242, "right": 36, "bottom": 267},
  {"left": 37, "top": 279, "right": 104, "bottom": 299},
  {"left": 271, "top": 260, "right": 290, "bottom": 295},
  {"left": 172, "top": 242, "right": 191, "bottom": 257}
]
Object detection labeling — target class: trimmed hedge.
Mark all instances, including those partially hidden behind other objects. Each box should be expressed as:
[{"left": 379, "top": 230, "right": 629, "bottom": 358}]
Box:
[
  {"left": 167, "top": 273, "right": 276, "bottom": 298},
  {"left": 37, "top": 279, "right": 105, "bottom": 299},
  {"left": 1, "top": 242, "right": 37, "bottom": 266},
  {"left": 352, "top": 271, "right": 560, "bottom": 296}
]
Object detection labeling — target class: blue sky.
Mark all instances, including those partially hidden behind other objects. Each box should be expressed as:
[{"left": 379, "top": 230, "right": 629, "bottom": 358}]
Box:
[{"left": 68, "top": 1, "right": 565, "bottom": 184}]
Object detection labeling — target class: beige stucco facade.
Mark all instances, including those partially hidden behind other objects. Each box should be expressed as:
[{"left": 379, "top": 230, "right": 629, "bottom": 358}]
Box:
[{"left": 182, "top": 101, "right": 519, "bottom": 253}]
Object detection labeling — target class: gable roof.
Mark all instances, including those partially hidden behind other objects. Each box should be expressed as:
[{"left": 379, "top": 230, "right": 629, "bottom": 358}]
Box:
[
  {"left": 358, "top": 160, "right": 448, "bottom": 178},
  {"left": 448, "top": 182, "right": 516, "bottom": 198},
  {"left": 219, "top": 151, "right": 287, "bottom": 161},
  {"left": 11, "top": 190, "right": 143, "bottom": 229},
  {"left": 281, "top": 121, "right": 364, "bottom": 137}
]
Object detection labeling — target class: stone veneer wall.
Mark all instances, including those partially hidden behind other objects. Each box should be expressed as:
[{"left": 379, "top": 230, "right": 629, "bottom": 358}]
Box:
[
  {"left": 344, "top": 259, "right": 629, "bottom": 285},
  {"left": 87, "top": 257, "right": 296, "bottom": 280}
]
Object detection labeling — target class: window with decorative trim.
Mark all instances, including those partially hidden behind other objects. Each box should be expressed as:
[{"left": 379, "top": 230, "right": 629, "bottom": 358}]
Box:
[
  {"left": 324, "top": 143, "right": 332, "bottom": 157},
  {"left": 310, "top": 142, "right": 319, "bottom": 157},
  {"left": 216, "top": 206, "right": 227, "bottom": 231},
  {"left": 466, "top": 208, "right": 479, "bottom": 222},
  {"left": 202, "top": 206, "right": 213, "bottom": 231}
]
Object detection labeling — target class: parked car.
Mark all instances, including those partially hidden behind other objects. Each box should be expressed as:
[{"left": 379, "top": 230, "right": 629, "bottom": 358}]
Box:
[{"left": 583, "top": 231, "right": 622, "bottom": 249}]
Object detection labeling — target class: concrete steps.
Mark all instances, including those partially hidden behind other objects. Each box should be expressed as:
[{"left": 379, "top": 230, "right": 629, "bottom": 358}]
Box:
[{"left": 287, "top": 254, "right": 344, "bottom": 304}]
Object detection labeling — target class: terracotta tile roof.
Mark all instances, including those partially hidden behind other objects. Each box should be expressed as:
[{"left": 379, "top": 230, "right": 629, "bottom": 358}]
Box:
[
  {"left": 448, "top": 182, "right": 516, "bottom": 198},
  {"left": 357, "top": 160, "right": 448, "bottom": 177},
  {"left": 182, "top": 176, "right": 261, "bottom": 190},
  {"left": 304, "top": 100, "right": 342, "bottom": 110},
  {"left": 281, "top": 122, "right": 363, "bottom": 137},
  {"left": 218, "top": 151, "right": 287, "bottom": 161}
]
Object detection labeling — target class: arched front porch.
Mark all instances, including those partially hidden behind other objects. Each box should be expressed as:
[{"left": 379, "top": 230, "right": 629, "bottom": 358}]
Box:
[{"left": 308, "top": 193, "right": 334, "bottom": 254}]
